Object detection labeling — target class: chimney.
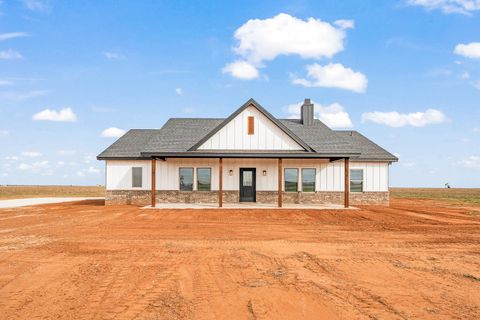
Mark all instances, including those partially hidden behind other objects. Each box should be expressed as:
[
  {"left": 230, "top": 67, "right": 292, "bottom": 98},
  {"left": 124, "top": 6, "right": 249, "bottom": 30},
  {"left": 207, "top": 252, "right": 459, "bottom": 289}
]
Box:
[{"left": 301, "top": 98, "right": 314, "bottom": 126}]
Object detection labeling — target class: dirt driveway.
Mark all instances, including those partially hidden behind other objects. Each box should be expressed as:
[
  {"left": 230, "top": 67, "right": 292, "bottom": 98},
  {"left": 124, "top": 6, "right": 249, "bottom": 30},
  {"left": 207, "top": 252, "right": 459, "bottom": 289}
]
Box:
[{"left": 0, "top": 199, "right": 479, "bottom": 319}]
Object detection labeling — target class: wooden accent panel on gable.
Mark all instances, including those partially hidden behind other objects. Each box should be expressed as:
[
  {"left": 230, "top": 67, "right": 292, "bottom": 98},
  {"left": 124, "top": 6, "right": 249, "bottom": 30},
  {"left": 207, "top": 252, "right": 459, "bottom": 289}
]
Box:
[{"left": 248, "top": 116, "right": 254, "bottom": 135}]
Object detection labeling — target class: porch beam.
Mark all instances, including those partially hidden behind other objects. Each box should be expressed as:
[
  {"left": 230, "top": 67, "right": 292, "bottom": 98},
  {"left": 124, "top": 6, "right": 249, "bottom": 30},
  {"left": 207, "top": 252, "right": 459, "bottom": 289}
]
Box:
[
  {"left": 219, "top": 158, "right": 223, "bottom": 208},
  {"left": 151, "top": 158, "right": 156, "bottom": 208},
  {"left": 278, "top": 158, "right": 282, "bottom": 208},
  {"left": 344, "top": 157, "right": 349, "bottom": 208}
]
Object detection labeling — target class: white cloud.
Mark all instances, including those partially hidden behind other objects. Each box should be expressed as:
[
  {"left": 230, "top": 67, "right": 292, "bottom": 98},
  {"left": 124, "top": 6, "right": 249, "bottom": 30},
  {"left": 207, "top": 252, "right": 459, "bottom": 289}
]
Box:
[
  {"left": 222, "top": 60, "right": 259, "bottom": 80},
  {"left": 175, "top": 88, "right": 183, "bottom": 95},
  {"left": 223, "top": 13, "right": 354, "bottom": 80},
  {"left": 103, "top": 52, "right": 126, "bottom": 60},
  {"left": 0, "top": 79, "right": 13, "bottom": 86},
  {"left": 22, "top": 0, "right": 50, "bottom": 12},
  {"left": 292, "top": 63, "right": 368, "bottom": 93},
  {"left": 458, "top": 156, "right": 480, "bottom": 168},
  {"left": 83, "top": 154, "right": 95, "bottom": 164},
  {"left": 18, "top": 163, "right": 32, "bottom": 170},
  {"left": 407, "top": 0, "right": 480, "bottom": 15},
  {"left": 101, "top": 127, "right": 126, "bottom": 138},
  {"left": 0, "top": 129, "right": 8, "bottom": 137},
  {"left": 21, "top": 151, "right": 42, "bottom": 157},
  {"left": 283, "top": 100, "right": 353, "bottom": 129},
  {"left": 32, "top": 107, "right": 77, "bottom": 122},
  {"left": 0, "top": 49, "right": 23, "bottom": 60},
  {"left": 474, "top": 127, "right": 480, "bottom": 133},
  {"left": 474, "top": 80, "right": 480, "bottom": 90},
  {"left": 57, "top": 161, "right": 65, "bottom": 166},
  {"left": 232, "top": 13, "right": 348, "bottom": 63},
  {"left": 361, "top": 109, "right": 447, "bottom": 127},
  {"left": 0, "top": 32, "right": 29, "bottom": 41},
  {"left": 402, "top": 162, "right": 417, "bottom": 167},
  {"left": 0, "top": 90, "right": 49, "bottom": 101},
  {"left": 57, "top": 150, "right": 76, "bottom": 156},
  {"left": 76, "top": 165, "right": 100, "bottom": 177},
  {"left": 454, "top": 42, "right": 480, "bottom": 59},
  {"left": 334, "top": 19, "right": 355, "bottom": 29},
  {"left": 87, "top": 166, "right": 100, "bottom": 174},
  {"left": 5, "top": 156, "right": 19, "bottom": 161},
  {"left": 17, "top": 160, "right": 48, "bottom": 171},
  {"left": 460, "top": 71, "right": 470, "bottom": 79},
  {"left": 183, "top": 107, "right": 194, "bottom": 114}
]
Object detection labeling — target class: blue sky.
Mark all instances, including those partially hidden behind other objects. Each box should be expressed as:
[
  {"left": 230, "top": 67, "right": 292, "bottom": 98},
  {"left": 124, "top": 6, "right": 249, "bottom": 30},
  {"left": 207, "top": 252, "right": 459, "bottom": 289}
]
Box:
[{"left": 1, "top": 0, "right": 479, "bottom": 187}]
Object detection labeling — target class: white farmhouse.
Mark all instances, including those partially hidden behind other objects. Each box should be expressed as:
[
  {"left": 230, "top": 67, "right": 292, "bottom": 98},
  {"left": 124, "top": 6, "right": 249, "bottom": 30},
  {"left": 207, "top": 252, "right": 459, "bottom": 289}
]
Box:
[{"left": 97, "top": 99, "right": 398, "bottom": 207}]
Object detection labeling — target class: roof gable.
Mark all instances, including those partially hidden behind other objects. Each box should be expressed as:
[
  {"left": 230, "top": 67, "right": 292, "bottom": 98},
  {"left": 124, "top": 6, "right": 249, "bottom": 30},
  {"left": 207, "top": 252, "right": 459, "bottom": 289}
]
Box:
[{"left": 190, "top": 99, "right": 312, "bottom": 152}]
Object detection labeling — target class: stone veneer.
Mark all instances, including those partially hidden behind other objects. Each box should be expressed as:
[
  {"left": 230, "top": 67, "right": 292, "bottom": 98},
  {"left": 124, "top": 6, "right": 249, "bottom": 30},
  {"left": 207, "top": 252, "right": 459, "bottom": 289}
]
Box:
[{"left": 106, "top": 190, "right": 389, "bottom": 206}]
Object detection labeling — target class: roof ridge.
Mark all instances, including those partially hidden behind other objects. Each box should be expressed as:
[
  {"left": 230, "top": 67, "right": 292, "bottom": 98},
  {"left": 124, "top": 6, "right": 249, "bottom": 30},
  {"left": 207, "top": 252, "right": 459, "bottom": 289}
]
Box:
[{"left": 187, "top": 99, "right": 313, "bottom": 152}]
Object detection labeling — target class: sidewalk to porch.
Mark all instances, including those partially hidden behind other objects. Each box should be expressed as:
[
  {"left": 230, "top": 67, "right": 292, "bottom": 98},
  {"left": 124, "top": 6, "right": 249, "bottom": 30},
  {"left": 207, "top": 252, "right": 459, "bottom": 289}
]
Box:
[{"left": 142, "top": 203, "right": 357, "bottom": 210}]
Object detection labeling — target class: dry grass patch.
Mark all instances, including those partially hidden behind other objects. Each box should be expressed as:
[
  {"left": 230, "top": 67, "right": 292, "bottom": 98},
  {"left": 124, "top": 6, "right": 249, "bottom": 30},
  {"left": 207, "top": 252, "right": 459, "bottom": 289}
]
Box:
[{"left": 0, "top": 185, "right": 105, "bottom": 200}]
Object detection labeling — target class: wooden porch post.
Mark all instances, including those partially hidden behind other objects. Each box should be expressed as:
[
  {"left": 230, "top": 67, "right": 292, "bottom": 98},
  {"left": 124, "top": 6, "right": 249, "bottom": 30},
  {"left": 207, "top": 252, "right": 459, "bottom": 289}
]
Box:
[
  {"left": 151, "top": 158, "right": 156, "bottom": 208},
  {"left": 219, "top": 158, "right": 223, "bottom": 208},
  {"left": 278, "top": 158, "right": 282, "bottom": 208},
  {"left": 344, "top": 157, "right": 349, "bottom": 208}
]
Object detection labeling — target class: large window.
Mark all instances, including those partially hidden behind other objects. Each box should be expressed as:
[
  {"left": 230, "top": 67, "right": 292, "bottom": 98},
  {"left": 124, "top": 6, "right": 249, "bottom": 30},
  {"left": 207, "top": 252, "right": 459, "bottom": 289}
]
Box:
[
  {"left": 197, "top": 168, "right": 211, "bottom": 191},
  {"left": 132, "top": 167, "right": 142, "bottom": 188},
  {"left": 350, "top": 169, "right": 364, "bottom": 192},
  {"left": 179, "top": 167, "right": 194, "bottom": 191},
  {"left": 302, "top": 168, "right": 316, "bottom": 192},
  {"left": 284, "top": 168, "right": 298, "bottom": 192}
]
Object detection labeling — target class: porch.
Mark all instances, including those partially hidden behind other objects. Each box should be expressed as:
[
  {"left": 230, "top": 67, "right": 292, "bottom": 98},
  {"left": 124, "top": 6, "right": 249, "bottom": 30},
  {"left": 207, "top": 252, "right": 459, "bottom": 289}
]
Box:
[
  {"left": 142, "top": 202, "right": 356, "bottom": 210},
  {"left": 149, "top": 156, "right": 352, "bottom": 209}
]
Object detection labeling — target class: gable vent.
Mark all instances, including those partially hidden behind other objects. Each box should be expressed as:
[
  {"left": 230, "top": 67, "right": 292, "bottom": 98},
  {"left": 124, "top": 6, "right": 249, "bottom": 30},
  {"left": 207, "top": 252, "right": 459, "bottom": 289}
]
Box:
[{"left": 301, "top": 98, "right": 314, "bottom": 126}]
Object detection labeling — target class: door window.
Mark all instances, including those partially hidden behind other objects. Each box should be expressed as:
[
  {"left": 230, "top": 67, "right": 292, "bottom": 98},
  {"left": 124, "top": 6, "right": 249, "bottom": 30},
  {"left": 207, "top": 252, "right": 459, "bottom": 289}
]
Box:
[{"left": 243, "top": 170, "right": 253, "bottom": 186}]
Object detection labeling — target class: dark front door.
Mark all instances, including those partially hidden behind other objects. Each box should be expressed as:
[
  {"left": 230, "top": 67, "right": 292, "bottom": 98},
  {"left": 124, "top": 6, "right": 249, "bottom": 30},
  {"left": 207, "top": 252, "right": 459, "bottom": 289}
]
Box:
[{"left": 239, "top": 168, "right": 256, "bottom": 202}]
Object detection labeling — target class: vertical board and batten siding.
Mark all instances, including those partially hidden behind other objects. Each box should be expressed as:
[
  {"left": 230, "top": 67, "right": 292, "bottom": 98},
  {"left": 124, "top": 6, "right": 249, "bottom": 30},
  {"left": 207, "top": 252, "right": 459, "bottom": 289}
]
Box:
[
  {"left": 106, "top": 159, "right": 390, "bottom": 192},
  {"left": 197, "top": 106, "right": 304, "bottom": 151},
  {"left": 155, "top": 158, "right": 219, "bottom": 191}
]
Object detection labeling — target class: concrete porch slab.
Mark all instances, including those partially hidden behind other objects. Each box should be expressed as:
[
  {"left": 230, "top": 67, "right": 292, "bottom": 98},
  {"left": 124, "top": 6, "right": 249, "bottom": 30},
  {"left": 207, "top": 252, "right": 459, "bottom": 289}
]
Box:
[{"left": 142, "top": 203, "right": 357, "bottom": 210}]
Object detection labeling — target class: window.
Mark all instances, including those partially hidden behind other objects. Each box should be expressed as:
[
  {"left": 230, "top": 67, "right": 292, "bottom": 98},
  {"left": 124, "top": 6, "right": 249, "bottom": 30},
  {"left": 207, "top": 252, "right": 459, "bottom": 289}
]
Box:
[
  {"left": 302, "top": 168, "right": 316, "bottom": 192},
  {"left": 248, "top": 116, "right": 254, "bottom": 135},
  {"left": 350, "top": 169, "right": 363, "bottom": 192},
  {"left": 132, "top": 167, "right": 142, "bottom": 188},
  {"left": 197, "top": 168, "right": 211, "bottom": 191},
  {"left": 284, "top": 168, "right": 298, "bottom": 192},
  {"left": 179, "top": 167, "right": 194, "bottom": 191}
]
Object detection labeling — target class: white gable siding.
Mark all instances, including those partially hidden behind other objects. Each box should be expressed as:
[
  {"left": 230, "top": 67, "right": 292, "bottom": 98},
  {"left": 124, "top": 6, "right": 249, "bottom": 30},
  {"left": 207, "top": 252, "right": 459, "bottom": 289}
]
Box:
[{"left": 198, "top": 106, "right": 304, "bottom": 150}]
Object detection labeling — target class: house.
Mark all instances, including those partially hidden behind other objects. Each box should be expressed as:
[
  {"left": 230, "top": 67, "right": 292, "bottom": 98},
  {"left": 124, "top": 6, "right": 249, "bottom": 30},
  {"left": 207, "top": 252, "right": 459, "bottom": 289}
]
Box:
[{"left": 97, "top": 99, "right": 398, "bottom": 207}]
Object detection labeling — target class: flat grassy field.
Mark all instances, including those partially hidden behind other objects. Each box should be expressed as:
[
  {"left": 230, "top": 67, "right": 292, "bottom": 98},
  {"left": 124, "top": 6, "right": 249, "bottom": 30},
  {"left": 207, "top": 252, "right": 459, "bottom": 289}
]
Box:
[
  {"left": 0, "top": 185, "right": 105, "bottom": 200},
  {"left": 391, "top": 188, "right": 480, "bottom": 206}
]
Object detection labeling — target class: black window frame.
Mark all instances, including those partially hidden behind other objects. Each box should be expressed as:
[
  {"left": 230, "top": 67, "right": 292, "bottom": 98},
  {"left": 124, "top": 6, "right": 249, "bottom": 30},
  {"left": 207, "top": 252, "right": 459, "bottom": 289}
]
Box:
[
  {"left": 132, "top": 167, "right": 143, "bottom": 188},
  {"left": 350, "top": 169, "right": 364, "bottom": 193},
  {"left": 301, "top": 168, "right": 316, "bottom": 192},
  {"left": 284, "top": 168, "right": 298, "bottom": 192},
  {"left": 179, "top": 167, "right": 194, "bottom": 192},
  {"left": 196, "top": 167, "right": 212, "bottom": 192}
]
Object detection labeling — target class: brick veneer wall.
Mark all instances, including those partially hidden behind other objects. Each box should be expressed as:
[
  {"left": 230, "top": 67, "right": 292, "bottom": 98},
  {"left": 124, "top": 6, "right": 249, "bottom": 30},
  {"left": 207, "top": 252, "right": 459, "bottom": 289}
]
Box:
[{"left": 106, "top": 190, "right": 389, "bottom": 206}]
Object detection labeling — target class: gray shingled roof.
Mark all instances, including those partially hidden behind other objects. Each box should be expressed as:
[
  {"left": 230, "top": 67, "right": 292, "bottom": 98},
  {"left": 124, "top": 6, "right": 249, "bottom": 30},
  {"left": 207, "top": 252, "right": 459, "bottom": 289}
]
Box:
[
  {"left": 97, "top": 129, "right": 159, "bottom": 159},
  {"left": 97, "top": 101, "right": 397, "bottom": 162},
  {"left": 335, "top": 131, "right": 398, "bottom": 161}
]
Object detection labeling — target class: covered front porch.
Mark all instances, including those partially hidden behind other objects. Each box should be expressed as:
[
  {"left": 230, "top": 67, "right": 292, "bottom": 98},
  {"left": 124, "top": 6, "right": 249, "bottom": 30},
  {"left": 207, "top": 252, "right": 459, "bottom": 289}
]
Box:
[
  {"left": 148, "top": 154, "right": 353, "bottom": 209},
  {"left": 143, "top": 202, "right": 356, "bottom": 210}
]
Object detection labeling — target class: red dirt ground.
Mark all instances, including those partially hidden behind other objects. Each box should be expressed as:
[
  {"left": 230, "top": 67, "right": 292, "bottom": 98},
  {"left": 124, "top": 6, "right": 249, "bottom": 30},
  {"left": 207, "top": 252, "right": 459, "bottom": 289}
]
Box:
[{"left": 0, "top": 198, "right": 479, "bottom": 319}]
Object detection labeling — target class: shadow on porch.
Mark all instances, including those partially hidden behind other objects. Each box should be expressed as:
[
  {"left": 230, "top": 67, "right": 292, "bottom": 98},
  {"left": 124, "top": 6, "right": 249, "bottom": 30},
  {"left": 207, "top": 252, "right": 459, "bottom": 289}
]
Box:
[{"left": 142, "top": 203, "right": 358, "bottom": 210}]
